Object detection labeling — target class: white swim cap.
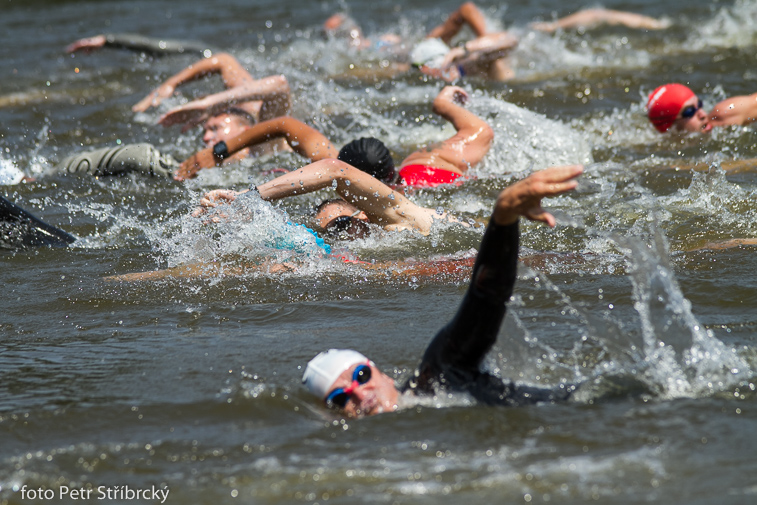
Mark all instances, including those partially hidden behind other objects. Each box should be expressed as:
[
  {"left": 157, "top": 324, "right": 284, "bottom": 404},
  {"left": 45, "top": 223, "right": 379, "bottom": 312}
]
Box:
[
  {"left": 410, "top": 38, "right": 449, "bottom": 69},
  {"left": 302, "top": 349, "right": 369, "bottom": 399}
]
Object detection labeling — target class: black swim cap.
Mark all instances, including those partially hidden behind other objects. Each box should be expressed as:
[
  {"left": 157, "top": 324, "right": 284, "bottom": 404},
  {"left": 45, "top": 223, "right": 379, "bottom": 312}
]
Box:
[{"left": 338, "top": 137, "right": 395, "bottom": 183}]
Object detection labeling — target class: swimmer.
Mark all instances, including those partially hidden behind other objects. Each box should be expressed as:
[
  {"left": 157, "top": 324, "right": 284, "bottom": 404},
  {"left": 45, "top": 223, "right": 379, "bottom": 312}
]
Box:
[
  {"left": 416, "top": 5, "right": 670, "bottom": 81},
  {"left": 179, "top": 85, "right": 492, "bottom": 187},
  {"left": 54, "top": 105, "right": 287, "bottom": 179},
  {"left": 325, "top": 3, "right": 669, "bottom": 82},
  {"left": 646, "top": 83, "right": 757, "bottom": 133},
  {"left": 66, "top": 33, "right": 215, "bottom": 57},
  {"left": 104, "top": 251, "right": 479, "bottom": 283},
  {"left": 687, "top": 238, "right": 757, "bottom": 251},
  {"left": 409, "top": 2, "right": 518, "bottom": 82},
  {"left": 194, "top": 158, "right": 446, "bottom": 235},
  {"left": 300, "top": 165, "right": 584, "bottom": 417},
  {"left": 56, "top": 54, "right": 291, "bottom": 178},
  {"left": 132, "top": 52, "right": 291, "bottom": 136},
  {"left": 324, "top": 2, "right": 518, "bottom": 82}
]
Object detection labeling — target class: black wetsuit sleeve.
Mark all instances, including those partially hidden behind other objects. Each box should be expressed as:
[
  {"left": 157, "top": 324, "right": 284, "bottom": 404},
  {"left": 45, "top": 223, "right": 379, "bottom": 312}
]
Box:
[
  {"left": 0, "top": 196, "right": 76, "bottom": 248},
  {"left": 405, "top": 220, "right": 519, "bottom": 392},
  {"left": 103, "top": 33, "right": 213, "bottom": 56}
]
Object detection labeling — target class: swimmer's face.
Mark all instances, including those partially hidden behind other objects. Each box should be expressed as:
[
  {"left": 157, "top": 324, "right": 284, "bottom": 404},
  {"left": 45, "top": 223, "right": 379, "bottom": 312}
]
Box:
[
  {"left": 323, "top": 13, "right": 346, "bottom": 32},
  {"left": 202, "top": 114, "right": 250, "bottom": 146},
  {"left": 322, "top": 13, "right": 364, "bottom": 47},
  {"left": 325, "top": 362, "right": 399, "bottom": 417},
  {"left": 673, "top": 95, "right": 711, "bottom": 133}
]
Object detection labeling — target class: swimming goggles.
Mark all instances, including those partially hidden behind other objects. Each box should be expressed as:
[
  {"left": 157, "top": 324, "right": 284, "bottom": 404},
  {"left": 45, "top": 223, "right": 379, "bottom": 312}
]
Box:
[
  {"left": 680, "top": 99, "right": 704, "bottom": 119},
  {"left": 325, "top": 363, "right": 372, "bottom": 408}
]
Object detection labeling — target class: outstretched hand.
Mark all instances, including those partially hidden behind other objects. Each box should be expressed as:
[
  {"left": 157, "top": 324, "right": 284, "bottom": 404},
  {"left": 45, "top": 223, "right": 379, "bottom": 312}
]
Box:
[
  {"left": 174, "top": 147, "right": 218, "bottom": 181},
  {"left": 66, "top": 35, "right": 106, "bottom": 53},
  {"left": 437, "top": 85, "right": 469, "bottom": 105},
  {"left": 493, "top": 165, "right": 583, "bottom": 227},
  {"left": 132, "top": 83, "right": 176, "bottom": 113},
  {"left": 191, "top": 189, "right": 248, "bottom": 218}
]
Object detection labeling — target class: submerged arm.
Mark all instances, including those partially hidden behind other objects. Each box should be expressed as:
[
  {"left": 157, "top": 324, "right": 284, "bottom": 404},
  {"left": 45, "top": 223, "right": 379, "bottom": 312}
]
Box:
[{"left": 532, "top": 8, "right": 670, "bottom": 32}]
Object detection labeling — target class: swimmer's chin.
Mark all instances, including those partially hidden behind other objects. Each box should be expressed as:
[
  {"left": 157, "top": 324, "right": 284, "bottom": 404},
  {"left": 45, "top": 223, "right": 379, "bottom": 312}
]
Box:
[{"left": 354, "top": 399, "right": 401, "bottom": 417}]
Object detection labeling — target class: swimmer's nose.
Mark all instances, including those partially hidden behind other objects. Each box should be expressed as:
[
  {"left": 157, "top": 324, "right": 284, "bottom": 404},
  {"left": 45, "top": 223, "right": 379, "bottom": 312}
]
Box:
[
  {"left": 202, "top": 130, "right": 215, "bottom": 145},
  {"left": 350, "top": 384, "right": 369, "bottom": 402}
]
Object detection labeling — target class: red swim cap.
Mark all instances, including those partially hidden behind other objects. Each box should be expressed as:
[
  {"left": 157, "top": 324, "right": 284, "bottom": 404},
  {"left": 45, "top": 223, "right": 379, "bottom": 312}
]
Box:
[{"left": 646, "top": 83, "right": 696, "bottom": 133}]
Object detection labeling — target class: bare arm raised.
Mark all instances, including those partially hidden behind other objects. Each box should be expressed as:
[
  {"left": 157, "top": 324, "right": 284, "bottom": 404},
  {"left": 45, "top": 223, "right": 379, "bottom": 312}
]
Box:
[
  {"left": 434, "top": 86, "right": 494, "bottom": 168},
  {"left": 427, "top": 2, "right": 489, "bottom": 42},
  {"left": 133, "top": 53, "right": 255, "bottom": 112},
  {"left": 159, "top": 74, "right": 291, "bottom": 130},
  {"left": 492, "top": 165, "right": 583, "bottom": 226},
  {"left": 400, "top": 85, "right": 493, "bottom": 172},
  {"left": 175, "top": 116, "right": 337, "bottom": 181},
  {"left": 194, "top": 159, "right": 437, "bottom": 233}
]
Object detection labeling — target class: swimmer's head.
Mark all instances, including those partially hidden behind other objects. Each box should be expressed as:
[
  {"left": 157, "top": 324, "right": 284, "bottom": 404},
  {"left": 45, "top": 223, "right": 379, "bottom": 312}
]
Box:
[
  {"left": 647, "top": 83, "right": 709, "bottom": 133},
  {"left": 203, "top": 107, "right": 256, "bottom": 146},
  {"left": 410, "top": 38, "right": 449, "bottom": 69},
  {"left": 338, "top": 137, "right": 395, "bottom": 183},
  {"left": 302, "top": 349, "right": 399, "bottom": 417},
  {"left": 324, "top": 215, "right": 371, "bottom": 241},
  {"left": 322, "top": 13, "right": 363, "bottom": 45},
  {"left": 314, "top": 199, "right": 371, "bottom": 240}
]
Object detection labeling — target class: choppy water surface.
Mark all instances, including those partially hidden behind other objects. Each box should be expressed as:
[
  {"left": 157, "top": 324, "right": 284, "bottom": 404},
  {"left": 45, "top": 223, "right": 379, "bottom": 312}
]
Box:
[{"left": 2, "top": 0, "right": 757, "bottom": 504}]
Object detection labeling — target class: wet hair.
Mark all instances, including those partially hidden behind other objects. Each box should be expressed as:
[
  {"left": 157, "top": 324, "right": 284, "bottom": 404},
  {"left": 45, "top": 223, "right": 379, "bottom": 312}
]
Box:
[
  {"left": 224, "top": 107, "right": 257, "bottom": 126},
  {"left": 338, "top": 137, "right": 395, "bottom": 183},
  {"left": 314, "top": 199, "right": 371, "bottom": 241},
  {"left": 323, "top": 215, "right": 371, "bottom": 241},
  {"left": 314, "top": 198, "right": 343, "bottom": 215}
]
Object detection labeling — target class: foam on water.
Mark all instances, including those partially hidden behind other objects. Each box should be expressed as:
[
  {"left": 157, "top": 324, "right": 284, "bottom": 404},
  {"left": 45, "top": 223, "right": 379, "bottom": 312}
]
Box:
[
  {"left": 0, "top": 157, "right": 25, "bottom": 186},
  {"left": 147, "top": 191, "right": 331, "bottom": 270},
  {"left": 471, "top": 93, "right": 593, "bottom": 175},
  {"left": 657, "top": 165, "right": 757, "bottom": 231},
  {"left": 615, "top": 225, "right": 753, "bottom": 399},
  {"left": 509, "top": 27, "right": 654, "bottom": 81},
  {"left": 689, "top": 0, "right": 757, "bottom": 50}
]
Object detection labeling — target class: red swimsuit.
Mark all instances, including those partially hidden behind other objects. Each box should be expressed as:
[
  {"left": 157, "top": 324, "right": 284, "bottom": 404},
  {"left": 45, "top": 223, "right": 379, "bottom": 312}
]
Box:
[{"left": 398, "top": 164, "right": 463, "bottom": 187}]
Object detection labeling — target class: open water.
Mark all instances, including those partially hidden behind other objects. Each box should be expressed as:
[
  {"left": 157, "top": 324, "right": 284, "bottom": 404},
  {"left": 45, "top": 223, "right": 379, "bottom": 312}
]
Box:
[{"left": 1, "top": 0, "right": 757, "bottom": 504}]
